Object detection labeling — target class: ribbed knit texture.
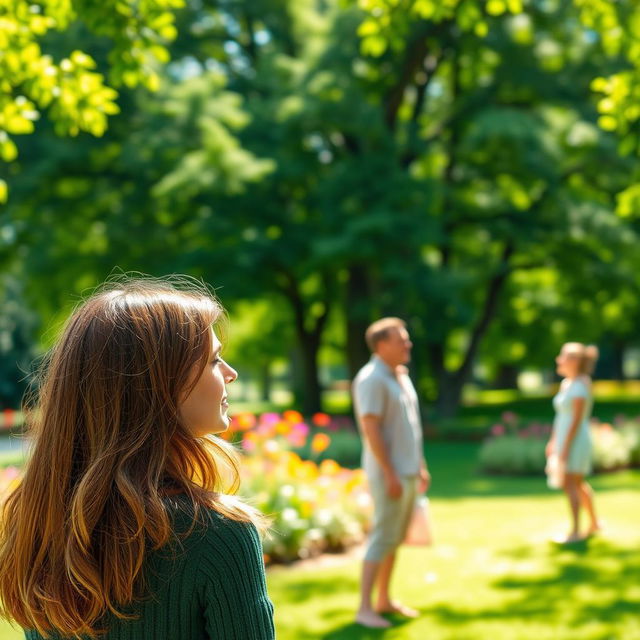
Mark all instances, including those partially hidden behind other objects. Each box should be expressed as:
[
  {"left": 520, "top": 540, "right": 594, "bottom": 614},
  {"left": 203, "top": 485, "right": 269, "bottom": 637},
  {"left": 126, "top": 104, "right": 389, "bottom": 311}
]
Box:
[{"left": 24, "top": 499, "right": 275, "bottom": 640}]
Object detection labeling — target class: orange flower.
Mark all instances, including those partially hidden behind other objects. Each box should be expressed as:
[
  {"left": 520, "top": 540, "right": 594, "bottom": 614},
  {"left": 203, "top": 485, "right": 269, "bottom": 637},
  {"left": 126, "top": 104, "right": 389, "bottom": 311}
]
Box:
[
  {"left": 311, "top": 433, "right": 331, "bottom": 454},
  {"left": 283, "top": 410, "right": 304, "bottom": 424},
  {"left": 312, "top": 412, "right": 331, "bottom": 427},
  {"left": 234, "top": 412, "right": 256, "bottom": 431}
]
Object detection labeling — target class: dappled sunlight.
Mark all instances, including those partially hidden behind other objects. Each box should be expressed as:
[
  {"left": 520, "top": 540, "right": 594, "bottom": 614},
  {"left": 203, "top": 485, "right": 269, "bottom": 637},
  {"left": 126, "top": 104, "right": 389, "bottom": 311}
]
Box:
[{"left": 268, "top": 442, "right": 640, "bottom": 639}]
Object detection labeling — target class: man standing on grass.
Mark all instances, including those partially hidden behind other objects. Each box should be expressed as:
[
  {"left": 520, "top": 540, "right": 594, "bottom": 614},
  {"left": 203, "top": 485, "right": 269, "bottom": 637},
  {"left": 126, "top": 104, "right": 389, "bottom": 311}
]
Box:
[{"left": 352, "top": 317, "right": 431, "bottom": 629}]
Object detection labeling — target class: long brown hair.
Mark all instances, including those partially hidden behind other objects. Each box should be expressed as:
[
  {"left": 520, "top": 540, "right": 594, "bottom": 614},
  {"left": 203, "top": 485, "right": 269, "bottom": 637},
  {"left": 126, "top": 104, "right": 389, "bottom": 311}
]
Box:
[{"left": 0, "top": 277, "right": 260, "bottom": 638}]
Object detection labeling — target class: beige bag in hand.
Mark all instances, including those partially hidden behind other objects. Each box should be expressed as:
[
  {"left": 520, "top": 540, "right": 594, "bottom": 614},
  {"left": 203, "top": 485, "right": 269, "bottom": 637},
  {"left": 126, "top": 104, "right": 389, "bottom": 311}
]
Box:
[
  {"left": 545, "top": 453, "right": 565, "bottom": 489},
  {"left": 404, "top": 496, "right": 433, "bottom": 546}
]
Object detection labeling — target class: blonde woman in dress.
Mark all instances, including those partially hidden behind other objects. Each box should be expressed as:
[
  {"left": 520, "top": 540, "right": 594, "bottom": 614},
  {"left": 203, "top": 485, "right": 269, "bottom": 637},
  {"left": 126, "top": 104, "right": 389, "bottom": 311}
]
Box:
[{"left": 546, "top": 342, "right": 601, "bottom": 543}]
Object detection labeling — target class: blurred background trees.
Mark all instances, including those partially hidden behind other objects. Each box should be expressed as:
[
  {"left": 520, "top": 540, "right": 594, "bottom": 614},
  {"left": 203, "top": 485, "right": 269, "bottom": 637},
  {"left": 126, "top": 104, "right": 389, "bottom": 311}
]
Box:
[{"left": 3, "top": 0, "right": 640, "bottom": 416}]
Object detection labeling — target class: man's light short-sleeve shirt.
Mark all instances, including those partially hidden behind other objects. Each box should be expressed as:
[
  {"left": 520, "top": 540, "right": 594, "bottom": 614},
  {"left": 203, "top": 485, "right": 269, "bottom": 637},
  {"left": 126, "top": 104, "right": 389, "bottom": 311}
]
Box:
[{"left": 352, "top": 355, "right": 423, "bottom": 479}]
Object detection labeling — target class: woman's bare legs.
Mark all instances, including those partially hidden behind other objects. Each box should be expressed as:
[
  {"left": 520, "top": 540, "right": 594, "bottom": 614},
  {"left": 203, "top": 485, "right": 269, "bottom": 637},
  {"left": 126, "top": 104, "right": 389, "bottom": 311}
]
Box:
[
  {"left": 578, "top": 480, "right": 600, "bottom": 534},
  {"left": 562, "top": 473, "right": 583, "bottom": 541}
]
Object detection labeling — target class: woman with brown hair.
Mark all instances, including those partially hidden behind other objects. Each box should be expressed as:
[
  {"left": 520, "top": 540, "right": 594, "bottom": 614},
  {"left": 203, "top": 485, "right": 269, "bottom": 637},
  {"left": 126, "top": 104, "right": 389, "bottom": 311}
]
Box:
[
  {"left": 0, "top": 277, "right": 275, "bottom": 639},
  {"left": 546, "top": 342, "right": 601, "bottom": 543}
]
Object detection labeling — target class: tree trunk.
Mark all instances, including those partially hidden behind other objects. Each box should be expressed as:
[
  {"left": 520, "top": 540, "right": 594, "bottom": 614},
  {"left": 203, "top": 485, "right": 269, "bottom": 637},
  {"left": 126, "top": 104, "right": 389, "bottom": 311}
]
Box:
[
  {"left": 433, "top": 372, "right": 465, "bottom": 419},
  {"left": 298, "top": 331, "right": 323, "bottom": 415},
  {"left": 599, "top": 339, "right": 626, "bottom": 380},
  {"left": 429, "top": 244, "right": 514, "bottom": 417},
  {"left": 260, "top": 360, "right": 272, "bottom": 402},
  {"left": 279, "top": 270, "right": 332, "bottom": 415},
  {"left": 609, "top": 342, "right": 626, "bottom": 380},
  {"left": 345, "top": 265, "right": 373, "bottom": 379},
  {"left": 494, "top": 364, "right": 520, "bottom": 389}
]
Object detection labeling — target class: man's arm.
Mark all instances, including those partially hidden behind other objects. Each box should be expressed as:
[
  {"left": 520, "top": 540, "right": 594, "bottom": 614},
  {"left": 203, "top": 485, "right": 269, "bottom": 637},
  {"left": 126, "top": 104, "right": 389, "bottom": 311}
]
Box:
[
  {"left": 419, "top": 458, "right": 431, "bottom": 493},
  {"left": 360, "top": 414, "right": 403, "bottom": 498}
]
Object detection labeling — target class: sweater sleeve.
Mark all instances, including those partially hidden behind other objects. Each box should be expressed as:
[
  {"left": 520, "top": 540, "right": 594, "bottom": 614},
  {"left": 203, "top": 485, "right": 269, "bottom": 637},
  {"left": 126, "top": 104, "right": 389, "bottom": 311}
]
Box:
[{"left": 196, "top": 515, "right": 275, "bottom": 639}]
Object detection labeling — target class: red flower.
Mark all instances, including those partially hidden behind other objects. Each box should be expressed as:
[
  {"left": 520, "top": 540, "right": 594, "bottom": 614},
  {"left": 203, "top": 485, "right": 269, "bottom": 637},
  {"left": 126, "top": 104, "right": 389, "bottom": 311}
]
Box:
[{"left": 312, "top": 412, "right": 332, "bottom": 427}]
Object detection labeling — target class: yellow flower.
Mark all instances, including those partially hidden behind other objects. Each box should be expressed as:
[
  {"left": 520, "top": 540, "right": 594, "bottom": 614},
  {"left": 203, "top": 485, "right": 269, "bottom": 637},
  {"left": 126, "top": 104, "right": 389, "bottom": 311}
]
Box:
[
  {"left": 276, "top": 421, "right": 292, "bottom": 435},
  {"left": 319, "top": 459, "right": 341, "bottom": 476}
]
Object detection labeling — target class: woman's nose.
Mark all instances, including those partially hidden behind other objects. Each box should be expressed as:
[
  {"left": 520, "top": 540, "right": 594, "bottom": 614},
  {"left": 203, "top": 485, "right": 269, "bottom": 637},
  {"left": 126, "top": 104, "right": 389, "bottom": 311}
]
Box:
[{"left": 224, "top": 362, "right": 238, "bottom": 383}]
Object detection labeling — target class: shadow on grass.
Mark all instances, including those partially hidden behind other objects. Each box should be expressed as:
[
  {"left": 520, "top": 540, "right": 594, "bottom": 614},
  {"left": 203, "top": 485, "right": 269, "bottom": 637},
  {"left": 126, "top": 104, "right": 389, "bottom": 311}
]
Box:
[
  {"left": 275, "top": 576, "right": 359, "bottom": 604},
  {"left": 322, "top": 613, "right": 413, "bottom": 640},
  {"left": 426, "top": 442, "right": 552, "bottom": 499},
  {"left": 273, "top": 575, "right": 416, "bottom": 639},
  {"left": 428, "top": 538, "right": 640, "bottom": 630},
  {"left": 426, "top": 442, "right": 640, "bottom": 500}
]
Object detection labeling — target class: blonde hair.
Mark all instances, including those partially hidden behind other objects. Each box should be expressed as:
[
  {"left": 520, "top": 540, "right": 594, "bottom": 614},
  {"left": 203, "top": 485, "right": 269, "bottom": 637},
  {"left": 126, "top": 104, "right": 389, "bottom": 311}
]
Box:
[
  {"left": 562, "top": 342, "right": 599, "bottom": 375},
  {"left": 0, "top": 276, "right": 264, "bottom": 638},
  {"left": 365, "top": 317, "right": 406, "bottom": 352}
]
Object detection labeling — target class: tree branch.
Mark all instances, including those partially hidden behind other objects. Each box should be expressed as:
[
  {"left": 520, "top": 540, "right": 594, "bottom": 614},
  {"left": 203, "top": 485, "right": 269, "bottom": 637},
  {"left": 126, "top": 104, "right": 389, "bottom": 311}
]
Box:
[
  {"left": 383, "top": 22, "right": 449, "bottom": 131},
  {"left": 454, "top": 241, "right": 515, "bottom": 384}
]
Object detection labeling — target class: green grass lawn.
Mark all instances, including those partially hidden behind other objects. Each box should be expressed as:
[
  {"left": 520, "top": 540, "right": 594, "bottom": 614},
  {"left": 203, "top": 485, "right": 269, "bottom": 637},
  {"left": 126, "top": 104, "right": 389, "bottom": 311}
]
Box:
[
  {"left": 267, "top": 443, "right": 640, "bottom": 640},
  {"left": 1, "top": 443, "right": 638, "bottom": 640}
]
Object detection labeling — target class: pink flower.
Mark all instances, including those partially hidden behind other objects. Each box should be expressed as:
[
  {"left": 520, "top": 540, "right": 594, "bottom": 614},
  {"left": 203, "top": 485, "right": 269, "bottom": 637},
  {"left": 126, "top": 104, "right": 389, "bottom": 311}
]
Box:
[
  {"left": 292, "top": 422, "right": 310, "bottom": 437},
  {"left": 259, "top": 412, "right": 280, "bottom": 425},
  {"left": 241, "top": 434, "right": 257, "bottom": 452},
  {"left": 257, "top": 422, "right": 276, "bottom": 437},
  {"left": 287, "top": 432, "right": 307, "bottom": 448},
  {"left": 491, "top": 424, "right": 505, "bottom": 436}
]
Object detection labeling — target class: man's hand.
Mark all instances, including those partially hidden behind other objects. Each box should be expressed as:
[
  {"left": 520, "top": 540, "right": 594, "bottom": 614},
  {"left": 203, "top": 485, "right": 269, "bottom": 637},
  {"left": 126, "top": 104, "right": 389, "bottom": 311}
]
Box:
[
  {"left": 384, "top": 470, "right": 403, "bottom": 499},
  {"left": 418, "top": 467, "right": 431, "bottom": 494}
]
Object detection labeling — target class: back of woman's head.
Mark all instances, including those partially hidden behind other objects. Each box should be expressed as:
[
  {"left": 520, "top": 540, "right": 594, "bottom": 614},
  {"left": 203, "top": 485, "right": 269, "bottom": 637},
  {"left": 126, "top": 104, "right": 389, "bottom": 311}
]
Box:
[
  {"left": 563, "top": 342, "right": 599, "bottom": 376},
  {"left": 0, "top": 276, "right": 252, "bottom": 638}
]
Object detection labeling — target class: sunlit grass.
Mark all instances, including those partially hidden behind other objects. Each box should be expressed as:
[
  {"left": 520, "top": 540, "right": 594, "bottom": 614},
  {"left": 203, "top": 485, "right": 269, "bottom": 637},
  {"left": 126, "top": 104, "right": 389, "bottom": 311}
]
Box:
[
  {"left": 268, "top": 442, "right": 640, "bottom": 640},
  {"left": 1, "top": 446, "right": 638, "bottom": 640}
]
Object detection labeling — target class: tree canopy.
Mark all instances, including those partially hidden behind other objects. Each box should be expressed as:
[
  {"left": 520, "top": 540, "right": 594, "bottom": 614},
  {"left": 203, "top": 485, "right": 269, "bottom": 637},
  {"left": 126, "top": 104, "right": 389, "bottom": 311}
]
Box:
[
  {"left": 0, "top": 0, "right": 184, "bottom": 201},
  {"left": 3, "top": 0, "right": 640, "bottom": 415}
]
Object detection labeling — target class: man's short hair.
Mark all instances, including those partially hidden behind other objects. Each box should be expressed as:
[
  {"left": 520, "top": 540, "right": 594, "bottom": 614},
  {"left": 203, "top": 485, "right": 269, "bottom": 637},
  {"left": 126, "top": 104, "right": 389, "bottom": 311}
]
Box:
[{"left": 365, "top": 317, "right": 407, "bottom": 353}]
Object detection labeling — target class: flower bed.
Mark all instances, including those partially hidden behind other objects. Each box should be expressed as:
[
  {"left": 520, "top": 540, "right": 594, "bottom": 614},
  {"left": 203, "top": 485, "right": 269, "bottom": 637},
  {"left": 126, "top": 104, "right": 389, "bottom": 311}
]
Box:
[
  {"left": 225, "top": 411, "right": 371, "bottom": 563},
  {"left": 479, "top": 412, "right": 640, "bottom": 475},
  {"left": 0, "top": 466, "right": 20, "bottom": 499},
  {"left": 0, "top": 411, "right": 371, "bottom": 565}
]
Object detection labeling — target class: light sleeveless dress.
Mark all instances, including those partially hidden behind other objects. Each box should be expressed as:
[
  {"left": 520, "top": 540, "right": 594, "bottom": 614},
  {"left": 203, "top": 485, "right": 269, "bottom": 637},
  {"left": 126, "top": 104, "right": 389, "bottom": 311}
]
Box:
[{"left": 552, "top": 377, "right": 593, "bottom": 474}]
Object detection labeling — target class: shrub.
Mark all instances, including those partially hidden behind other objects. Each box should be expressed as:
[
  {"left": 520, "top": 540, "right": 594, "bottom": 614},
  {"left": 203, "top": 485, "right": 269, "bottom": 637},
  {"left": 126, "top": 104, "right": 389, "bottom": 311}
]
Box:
[
  {"left": 618, "top": 420, "right": 640, "bottom": 465},
  {"left": 479, "top": 414, "right": 640, "bottom": 476},
  {"left": 591, "top": 422, "right": 632, "bottom": 471},
  {"left": 479, "top": 435, "right": 546, "bottom": 475}
]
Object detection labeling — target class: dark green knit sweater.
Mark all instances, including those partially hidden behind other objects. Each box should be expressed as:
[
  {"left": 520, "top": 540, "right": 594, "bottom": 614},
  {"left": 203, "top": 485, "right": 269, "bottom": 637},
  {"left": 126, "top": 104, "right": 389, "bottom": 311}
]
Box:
[{"left": 24, "top": 499, "right": 275, "bottom": 640}]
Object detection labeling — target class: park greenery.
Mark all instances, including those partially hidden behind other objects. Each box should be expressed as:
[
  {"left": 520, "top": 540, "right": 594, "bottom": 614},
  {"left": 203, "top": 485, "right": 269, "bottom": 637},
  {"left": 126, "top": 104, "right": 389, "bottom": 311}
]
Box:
[
  {"left": 479, "top": 413, "right": 640, "bottom": 474},
  {"left": 1, "top": 439, "right": 639, "bottom": 640},
  {"left": 3, "top": 1, "right": 640, "bottom": 416},
  {"left": 2, "top": 405, "right": 638, "bottom": 568}
]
